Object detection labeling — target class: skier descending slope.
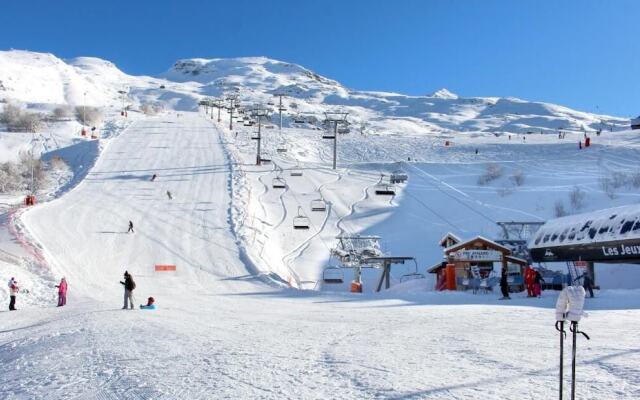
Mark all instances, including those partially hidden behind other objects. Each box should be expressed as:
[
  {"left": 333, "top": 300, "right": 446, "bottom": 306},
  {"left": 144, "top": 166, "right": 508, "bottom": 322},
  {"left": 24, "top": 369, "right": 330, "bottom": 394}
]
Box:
[
  {"left": 127, "top": 220, "right": 134, "bottom": 233},
  {"left": 120, "top": 271, "right": 136, "bottom": 309}
]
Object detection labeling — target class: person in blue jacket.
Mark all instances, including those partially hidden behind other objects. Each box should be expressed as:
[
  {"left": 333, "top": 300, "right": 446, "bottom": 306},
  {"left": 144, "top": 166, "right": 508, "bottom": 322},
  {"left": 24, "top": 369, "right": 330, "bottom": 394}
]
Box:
[{"left": 140, "top": 296, "right": 156, "bottom": 310}]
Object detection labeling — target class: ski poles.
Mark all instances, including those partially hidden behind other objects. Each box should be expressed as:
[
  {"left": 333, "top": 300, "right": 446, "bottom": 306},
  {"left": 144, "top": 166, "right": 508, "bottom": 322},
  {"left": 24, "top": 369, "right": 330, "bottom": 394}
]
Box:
[
  {"left": 555, "top": 320, "right": 566, "bottom": 400},
  {"left": 569, "top": 321, "right": 590, "bottom": 400}
]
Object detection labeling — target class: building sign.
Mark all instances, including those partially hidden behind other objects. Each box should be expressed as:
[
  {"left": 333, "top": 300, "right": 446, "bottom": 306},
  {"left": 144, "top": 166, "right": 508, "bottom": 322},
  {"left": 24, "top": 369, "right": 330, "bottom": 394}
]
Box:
[
  {"left": 450, "top": 250, "right": 503, "bottom": 262},
  {"left": 530, "top": 239, "right": 640, "bottom": 263}
]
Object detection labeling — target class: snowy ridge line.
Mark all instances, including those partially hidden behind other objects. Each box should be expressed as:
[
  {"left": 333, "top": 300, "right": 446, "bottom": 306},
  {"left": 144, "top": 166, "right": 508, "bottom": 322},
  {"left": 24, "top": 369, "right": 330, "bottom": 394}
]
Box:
[{"left": 205, "top": 115, "right": 288, "bottom": 287}]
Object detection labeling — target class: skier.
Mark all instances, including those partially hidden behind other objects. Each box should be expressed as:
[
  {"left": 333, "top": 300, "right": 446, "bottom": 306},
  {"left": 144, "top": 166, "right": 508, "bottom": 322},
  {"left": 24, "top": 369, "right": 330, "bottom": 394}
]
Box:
[
  {"left": 140, "top": 296, "right": 156, "bottom": 310},
  {"left": 475, "top": 148, "right": 479, "bottom": 155},
  {"left": 7, "top": 277, "right": 18, "bottom": 311},
  {"left": 579, "top": 141, "right": 582, "bottom": 149},
  {"left": 533, "top": 269, "right": 545, "bottom": 298},
  {"left": 166, "top": 190, "right": 173, "bottom": 200},
  {"left": 55, "top": 277, "right": 68, "bottom": 307},
  {"left": 127, "top": 220, "right": 134, "bottom": 233},
  {"left": 120, "top": 271, "right": 136, "bottom": 310},
  {"left": 150, "top": 174, "right": 157, "bottom": 182},
  {"left": 499, "top": 268, "right": 510, "bottom": 300},
  {"left": 582, "top": 273, "right": 595, "bottom": 298}
]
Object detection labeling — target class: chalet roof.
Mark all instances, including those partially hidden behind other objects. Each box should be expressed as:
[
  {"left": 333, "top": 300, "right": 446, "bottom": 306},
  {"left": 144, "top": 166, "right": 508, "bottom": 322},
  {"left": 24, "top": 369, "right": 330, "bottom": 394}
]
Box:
[
  {"left": 439, "top": 232, "right": 461, "bottom": 247},
  {"left": 505, "top": 255, "right": 528, "bottom": 265},
  {"left": 444, "top": 235, "right": 512, "bottom": 255},
  {"left": 427, "top": 260, "right": 447, "bottom": 273}
]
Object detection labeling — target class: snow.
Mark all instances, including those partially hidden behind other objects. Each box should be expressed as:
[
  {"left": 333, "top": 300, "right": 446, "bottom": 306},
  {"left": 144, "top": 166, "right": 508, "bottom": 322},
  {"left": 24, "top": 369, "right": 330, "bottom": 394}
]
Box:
[
  {"left": 530, "top": 204, "right": 640, "bottom": 249},
  {"left": 0, "top": 50, "right": 639, "bottom": 398}
]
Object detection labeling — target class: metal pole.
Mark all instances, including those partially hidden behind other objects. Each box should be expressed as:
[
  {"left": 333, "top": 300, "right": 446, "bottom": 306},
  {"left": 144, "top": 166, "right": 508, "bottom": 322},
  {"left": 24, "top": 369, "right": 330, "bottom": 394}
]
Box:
[
  {"left": 229, "top": 99, "right": 234, "bottom": 131},
  {"left": 278, "top": 95, "right": 283, "bottom": 134},
  {"left": 333, "top": 121, "right": 338, "bottom": 170},
  {"left": 256, "top": 116, "right": 262, "bottom": 165}
]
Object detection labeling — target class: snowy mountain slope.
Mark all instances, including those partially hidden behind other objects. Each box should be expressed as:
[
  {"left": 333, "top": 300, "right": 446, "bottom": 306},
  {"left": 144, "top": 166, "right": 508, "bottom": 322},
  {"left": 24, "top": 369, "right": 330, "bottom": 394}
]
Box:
[
  {"left": 0, "top": 112, "right": 637, "bottom": 399},
  {"left": 0, "top": 50, "right": 629, "bottom": 134}
]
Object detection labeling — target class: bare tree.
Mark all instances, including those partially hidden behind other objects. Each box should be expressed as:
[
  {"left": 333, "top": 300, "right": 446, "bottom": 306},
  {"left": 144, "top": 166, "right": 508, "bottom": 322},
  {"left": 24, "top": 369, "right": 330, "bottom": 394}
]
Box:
[
  {"left": 569, "top": 186, "right": 586, "bottom": 211},
  {"left": 74, "top": 106, "right": 103, "bottom": 125},
  {"left": 554, "top": 200, "right": 568, "bottom": 218}
]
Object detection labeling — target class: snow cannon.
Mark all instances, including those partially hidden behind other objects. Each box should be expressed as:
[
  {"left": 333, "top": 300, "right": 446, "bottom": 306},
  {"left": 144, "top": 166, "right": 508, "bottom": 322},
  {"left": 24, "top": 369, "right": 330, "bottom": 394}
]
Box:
[
  {"left": 81, "top": 127, "right": 87, "bottom": 137},
  {"left": 585, "top": 137, "right": 591, "bottom": 147},
  {"left": 350, "top": 281, "right": 363, "bottom": 293}
]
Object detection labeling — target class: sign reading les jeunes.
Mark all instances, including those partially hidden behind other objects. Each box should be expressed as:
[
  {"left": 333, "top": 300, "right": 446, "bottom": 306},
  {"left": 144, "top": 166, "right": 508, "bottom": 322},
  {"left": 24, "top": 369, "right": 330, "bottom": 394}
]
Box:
[{"left": 451, "top": 250, "right": 503, "bottom": 262}]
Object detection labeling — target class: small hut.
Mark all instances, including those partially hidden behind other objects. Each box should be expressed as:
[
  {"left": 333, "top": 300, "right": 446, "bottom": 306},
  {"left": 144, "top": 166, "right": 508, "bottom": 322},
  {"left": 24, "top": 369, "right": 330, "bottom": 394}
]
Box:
[{"left": 429, "top": 235, "right": 527, "bottom": 292}]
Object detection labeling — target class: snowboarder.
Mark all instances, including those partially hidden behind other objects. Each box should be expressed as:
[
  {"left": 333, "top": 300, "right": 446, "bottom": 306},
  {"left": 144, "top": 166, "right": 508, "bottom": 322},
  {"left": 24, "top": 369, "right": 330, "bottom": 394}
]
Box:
[
  {"left": 475, "top": 148, "right": 478, "bottom": 155},
  {"left": 120, "top": 271, "right": 136, "bottom": 309},
  {"left": 166, "top": 190, "right": 172, "bottom": 200},
  {"left": 55, "top": 277, "right": 68, "bottom": 307},
  {"left": 127, "top": 220, "right": 134, "bottom": 233},
  {"left": 150, "top": 174, "right": 157, "bottom": 182},
  {"left": 533, "top": 269, "right": 545, "bottom": 298},
  {"left": 8, "top": 277, "right": 18, "bottom": 311},
  {"left": 499, "top": 269, "right": 510, "bottom": 300},
  {"left": 140, "top": 296, "right": 156, "bottom": 310},
  {"left": 582, "top": 273, "right": 594, "bottom": 298}
]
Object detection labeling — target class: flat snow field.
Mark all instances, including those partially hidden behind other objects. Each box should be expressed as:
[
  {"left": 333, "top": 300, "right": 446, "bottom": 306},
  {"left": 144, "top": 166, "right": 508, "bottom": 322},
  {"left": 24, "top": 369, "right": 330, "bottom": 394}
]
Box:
[{"left": 1, "top": 113, "right": 639, "bottom": 399}]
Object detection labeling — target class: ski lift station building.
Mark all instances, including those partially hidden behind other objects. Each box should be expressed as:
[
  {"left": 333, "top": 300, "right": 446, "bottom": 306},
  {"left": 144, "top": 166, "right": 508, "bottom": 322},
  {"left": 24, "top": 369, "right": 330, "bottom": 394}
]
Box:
[{"left": 428, "top": 233, "right": 528, "bottom": 292}]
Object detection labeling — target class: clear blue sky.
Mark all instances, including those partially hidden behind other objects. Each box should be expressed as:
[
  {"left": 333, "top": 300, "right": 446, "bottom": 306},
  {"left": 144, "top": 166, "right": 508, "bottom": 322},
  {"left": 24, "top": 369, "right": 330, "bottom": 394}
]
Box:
[{"left": 1, "top": 0, "right": 638, "bottom": 116}]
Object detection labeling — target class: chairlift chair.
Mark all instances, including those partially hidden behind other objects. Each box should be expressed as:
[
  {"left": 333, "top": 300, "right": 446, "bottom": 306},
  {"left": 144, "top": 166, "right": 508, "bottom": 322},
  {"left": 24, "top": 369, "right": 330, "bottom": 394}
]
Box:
[
  {"left": 322, "top": 266, "right": 344, "bottom": 284},
  {"left": 293, "top": 207, "right": 310, "bottom": 229},
  {"left": 272, "top": 177, "right": 286, "bottom": 189},
  {"left": 374, "top": 183, "right": 396, "bottom": 196},
  {"left": 310, "top": 199, "right": 327, "bottom": 212},
  {"left": 276, "top": 147, "right": 288, "bottom": 153},
  {"left": 290, "top": 168, "right": 303, "bottom": 177},
  {"left": 399, "top": 259, "right": 425, "bottom": 283},
  {"left": 390, "top": 170, "right": 408, "bottom": 184}
]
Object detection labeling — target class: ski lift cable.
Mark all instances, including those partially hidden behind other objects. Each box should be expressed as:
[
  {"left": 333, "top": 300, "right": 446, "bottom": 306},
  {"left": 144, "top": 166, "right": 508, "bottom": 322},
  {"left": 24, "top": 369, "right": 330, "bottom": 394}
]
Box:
[
  {"left": 362, "top": 135, "right": 497, "bottom": 226},
  {"left": 402, "top": 161, "right": 497, "bottom": 225}
]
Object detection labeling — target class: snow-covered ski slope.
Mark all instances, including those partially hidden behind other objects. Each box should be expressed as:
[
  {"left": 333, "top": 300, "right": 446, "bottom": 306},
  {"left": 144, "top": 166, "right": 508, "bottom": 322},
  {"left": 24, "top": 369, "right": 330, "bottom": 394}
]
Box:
[{"left": 1, "top": 112, "right": 639, "bottom": 399}]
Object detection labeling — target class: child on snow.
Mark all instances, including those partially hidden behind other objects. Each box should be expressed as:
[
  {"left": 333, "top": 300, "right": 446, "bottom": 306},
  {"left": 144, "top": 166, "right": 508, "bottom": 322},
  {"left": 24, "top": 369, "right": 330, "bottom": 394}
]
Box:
[
  {"left": 55, "top": 277, "right": 67, "bottom": 307},
  {"left": 8, "top": 277, "right": 19, "bottom": 311},
  {"left": 140, "top": 297, "right": 156, "bottom": 310}
]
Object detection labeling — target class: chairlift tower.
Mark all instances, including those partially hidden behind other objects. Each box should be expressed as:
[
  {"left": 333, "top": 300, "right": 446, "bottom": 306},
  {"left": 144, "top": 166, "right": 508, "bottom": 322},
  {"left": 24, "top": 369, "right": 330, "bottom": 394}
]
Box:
[
  {"left": 323, "top": 111, "right": 349, "bottom": 170},
  {"left": 226, "top": 94, "right": 239, "bottom": 130},
  {"left": 250, "top": 106, "right": 270, "bottom": 165},
  {"left": 117, "top": 87, "right": 128, "bottom": 113},
  {"left": 273, "top": 93, "right": 287, "bottom": 135}
]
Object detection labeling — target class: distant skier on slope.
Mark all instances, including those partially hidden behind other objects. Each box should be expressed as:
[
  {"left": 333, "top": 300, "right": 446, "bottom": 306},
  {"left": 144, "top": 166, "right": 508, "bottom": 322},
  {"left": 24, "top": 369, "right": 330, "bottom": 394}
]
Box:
[
  {"left": 150, "top": 174, "right": 157, "bottom": 182},
  {"left": 499, "top": 268, "right": 510, "bottom": 300},
  {"left": 127, "top": 220, "right": 134, "bottom": 233},
  {"left": 140, "top": 296, "right": 156, "bottom": 310},
  {"left": 120, "top": 271, "right": 136, "bottom": 310},
  {"left": 166, "top": 190, "right": 172, "bottom": 200},
  {"left": 55, "top": 277, "right": 68, "bottom": 307},
  {"left": 7, "top": 277, "right": 19, "bottom": 311}
]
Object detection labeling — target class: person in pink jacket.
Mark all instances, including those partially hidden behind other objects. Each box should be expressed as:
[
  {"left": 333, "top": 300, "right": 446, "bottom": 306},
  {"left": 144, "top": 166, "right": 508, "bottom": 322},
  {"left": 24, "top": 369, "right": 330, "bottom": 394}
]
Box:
[{"left": 55, "top": 277, "right": 67, "bottom": 307}]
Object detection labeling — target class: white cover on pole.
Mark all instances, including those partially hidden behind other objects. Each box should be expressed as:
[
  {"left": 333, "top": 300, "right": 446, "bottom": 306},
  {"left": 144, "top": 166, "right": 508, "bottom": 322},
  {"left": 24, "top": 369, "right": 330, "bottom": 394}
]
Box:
[{"left": 555, "top": 286, "right": 586, "bottom": 322}]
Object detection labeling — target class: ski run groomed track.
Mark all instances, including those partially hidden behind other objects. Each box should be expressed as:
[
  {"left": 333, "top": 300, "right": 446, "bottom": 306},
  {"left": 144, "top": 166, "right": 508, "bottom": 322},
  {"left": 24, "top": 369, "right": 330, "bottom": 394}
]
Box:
[{"left": 1, "top": 112, "right": 639, "bottom": 400}]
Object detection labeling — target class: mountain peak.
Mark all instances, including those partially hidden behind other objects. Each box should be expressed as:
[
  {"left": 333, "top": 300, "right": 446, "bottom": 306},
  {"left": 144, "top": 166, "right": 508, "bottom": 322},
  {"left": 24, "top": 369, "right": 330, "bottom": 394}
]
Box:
[{"left": 430, "top": 88, "right": 458, "bottom": 100}]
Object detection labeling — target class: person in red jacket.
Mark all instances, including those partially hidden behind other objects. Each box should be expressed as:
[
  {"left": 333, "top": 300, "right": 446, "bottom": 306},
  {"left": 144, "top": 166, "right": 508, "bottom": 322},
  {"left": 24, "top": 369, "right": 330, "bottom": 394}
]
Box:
[
  {"left": 525, "top": 266, "right": 535, "bottom": 297},
  {"left": 55, "top": 277, "right": 68, "bottom": 307}
]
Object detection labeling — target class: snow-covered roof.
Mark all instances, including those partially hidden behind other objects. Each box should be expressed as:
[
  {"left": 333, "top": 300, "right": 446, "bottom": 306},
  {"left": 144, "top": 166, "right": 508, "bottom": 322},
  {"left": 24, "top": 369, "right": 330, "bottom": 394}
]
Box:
[
  {"left": 439, "top": 232, "right": 461, "bottom": 247},
  {"left": 444, "top": 235, "right": 511, "bottom": 254},
  {"left": 529, "top": 204, "right": 640, "bottom": 249}
]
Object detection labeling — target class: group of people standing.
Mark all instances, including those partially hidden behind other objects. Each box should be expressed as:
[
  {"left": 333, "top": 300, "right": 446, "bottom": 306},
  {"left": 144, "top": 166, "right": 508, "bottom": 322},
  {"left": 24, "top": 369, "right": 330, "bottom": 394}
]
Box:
[
  {"left": 500, "top": 265, "right": 545, "bottom": 300},
  {"left": 7, "top": 276, "right": 67, "bottom": 311}
]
